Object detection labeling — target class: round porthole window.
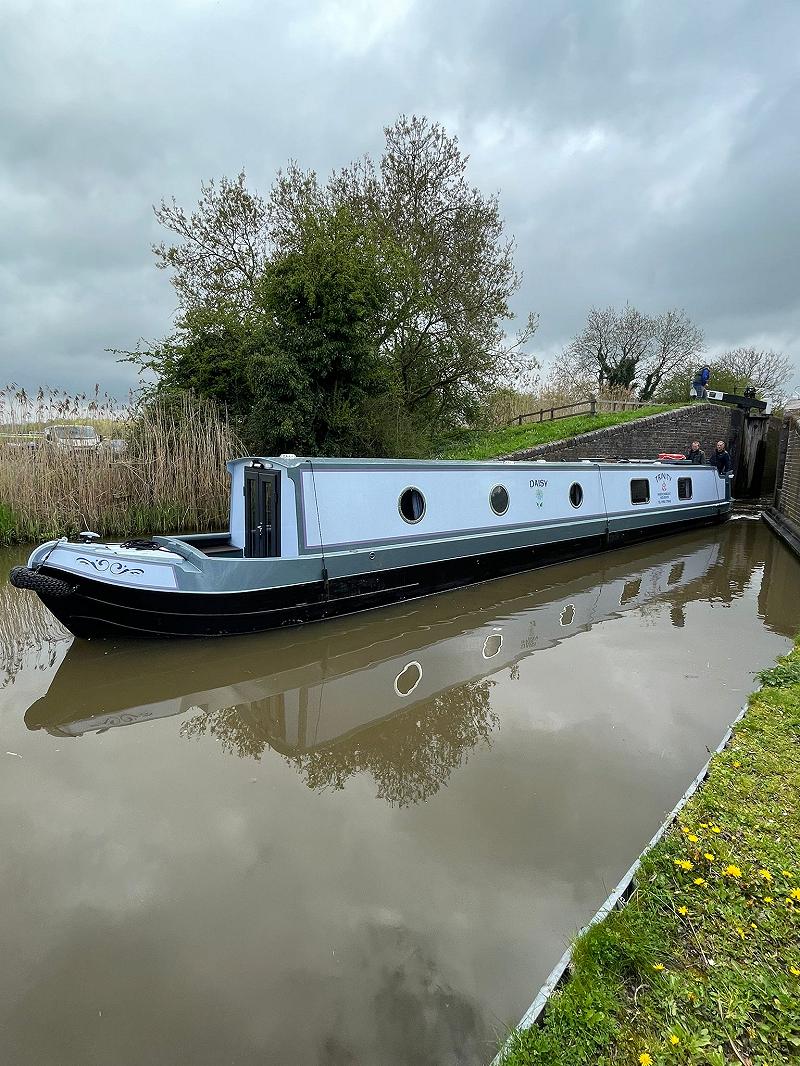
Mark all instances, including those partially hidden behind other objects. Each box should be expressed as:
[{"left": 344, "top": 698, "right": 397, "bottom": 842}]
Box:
[
  {"left": 394, "top": 661, "right": 423, "bottom": 696},
  {"left": 569, "top": 482, "right": 584, "bottom": 508},
  {"left": 398, "top": 487, "right": 426, "bottom": 524},
  {"left": 490, "top": 485, "right": 509, "bottom": 516},
  {"left": 482, "top": 633, "right": 503, "bottom": 658}
]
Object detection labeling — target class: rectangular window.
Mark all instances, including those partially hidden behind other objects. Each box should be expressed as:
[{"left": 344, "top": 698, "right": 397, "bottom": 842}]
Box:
[
  {"left": 668, "top": 561, "right": 685, "bottom": 585},
  {"left": 678, "top": 477, "right": 692, "bottom": 500},
  {"left": 630, "top": 478, "right": 650, "bottom": 505},
  {"left": 620, "top": 577, "right": 642, "bottom": 605}
]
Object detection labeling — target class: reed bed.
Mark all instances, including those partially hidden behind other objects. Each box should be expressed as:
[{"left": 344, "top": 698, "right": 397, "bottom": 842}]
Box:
[{"left": 0, "top": 387, "right": 242, "bottom": 544}]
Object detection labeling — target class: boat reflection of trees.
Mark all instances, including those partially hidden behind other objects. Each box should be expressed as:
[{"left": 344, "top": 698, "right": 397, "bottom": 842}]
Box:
[{"left": 181, "top": 680, "right": 497, "bottom": 808}]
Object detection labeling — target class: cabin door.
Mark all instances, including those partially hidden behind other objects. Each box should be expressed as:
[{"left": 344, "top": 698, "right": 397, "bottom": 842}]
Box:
[{"left": 244, "top": 469, "right": 280, "bottom": 558}]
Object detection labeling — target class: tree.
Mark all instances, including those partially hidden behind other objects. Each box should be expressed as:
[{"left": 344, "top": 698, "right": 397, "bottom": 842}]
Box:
[
  {"left": 710, "top": 347, "right": 793, "bottom": 404},
  {"left": 152, "top": 172, "right": 269, "bottom": 314},
  {"left": 268, "top": 117, "right": 538, "bottom": 430},
  {"left": 139, "top": 116, "right": 538, "bottom": 454},
  {"left": 245, "top": 206, "right": 398, "bottom": 454},
  {"left": 558, "top": 304, "right": 704, "bottom": 401}
]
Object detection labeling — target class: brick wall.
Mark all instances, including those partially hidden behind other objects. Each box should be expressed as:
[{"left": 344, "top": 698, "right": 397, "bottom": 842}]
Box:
[
  {"left": 501, "top": 403, "right": 741, "bottom": 463},
  {"left": 764, "top": 415, "right": 800, "bottom": 560},
  {"left": 775, "top": 416, "right": 800, "bottom": 526}
]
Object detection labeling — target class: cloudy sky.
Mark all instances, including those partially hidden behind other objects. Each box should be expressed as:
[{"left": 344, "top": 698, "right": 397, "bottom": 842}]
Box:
[{"left": 2, "top": 0, "right": 798, "bottom": 398}]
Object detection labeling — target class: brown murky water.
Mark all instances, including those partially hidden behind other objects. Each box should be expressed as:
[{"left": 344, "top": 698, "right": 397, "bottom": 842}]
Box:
[{"left": 1, "top": 519, "right": 799, "bottom": 1066}]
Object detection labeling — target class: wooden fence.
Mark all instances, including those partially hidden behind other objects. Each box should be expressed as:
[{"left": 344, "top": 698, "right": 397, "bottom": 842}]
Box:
[{"left": 509, "top": 397, "right": 656, "bottom": 427}]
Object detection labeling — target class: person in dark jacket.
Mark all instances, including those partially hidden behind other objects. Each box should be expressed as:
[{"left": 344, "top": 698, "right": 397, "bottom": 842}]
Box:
[
  {"left": 685, "top": 440, "right": 705, "bottom": 464},
  {"left": 712, "top": 441, "right": 732, "bottom": 475}
]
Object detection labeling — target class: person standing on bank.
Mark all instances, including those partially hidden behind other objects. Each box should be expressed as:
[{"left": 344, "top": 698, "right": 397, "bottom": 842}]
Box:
[
  {"left": 685, "top": 440, "right": 705, "bottom": 464},
  {"left": 712, "top": 440, "right": 732, "bottom": 476}
]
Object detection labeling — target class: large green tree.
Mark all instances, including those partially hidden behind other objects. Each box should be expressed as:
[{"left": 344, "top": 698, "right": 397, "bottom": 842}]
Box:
[{"left": 134, "top": 116, "right": 537, "bottom": 455}]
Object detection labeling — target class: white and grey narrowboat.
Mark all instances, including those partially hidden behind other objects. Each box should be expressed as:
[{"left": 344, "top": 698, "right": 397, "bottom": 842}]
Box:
[{"left": 10, "top": 455, "right": 731, "bottom": 639}]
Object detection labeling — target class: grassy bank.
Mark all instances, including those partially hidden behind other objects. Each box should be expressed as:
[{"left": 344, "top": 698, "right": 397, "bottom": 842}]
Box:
[
  {"left": 500, "top": 640, "right": 800, "bottom": 1066},
  {"left": 0, "top": 393, "right": 241, "bottom": 544},
  {"left": 443, "top": 406, "right": 678, "bottom": 460}
]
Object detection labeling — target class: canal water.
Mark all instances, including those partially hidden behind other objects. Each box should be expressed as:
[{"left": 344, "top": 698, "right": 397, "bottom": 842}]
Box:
[{"left": 0, "top": 519, "right": 798, "bottom": 1066}]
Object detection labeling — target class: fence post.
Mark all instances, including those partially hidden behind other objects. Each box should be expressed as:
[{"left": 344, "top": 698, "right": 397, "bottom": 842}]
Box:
[{"left": 590, "top": 395, "right": 596, "bottom": 416}]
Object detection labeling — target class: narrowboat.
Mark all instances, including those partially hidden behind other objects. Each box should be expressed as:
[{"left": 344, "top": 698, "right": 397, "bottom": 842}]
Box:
[{"left": 9, "top": 455, "right": 731, "bottom": 639}]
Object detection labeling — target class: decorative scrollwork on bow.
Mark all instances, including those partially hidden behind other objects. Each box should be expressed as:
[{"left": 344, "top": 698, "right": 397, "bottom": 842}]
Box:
[{"left": 78, "top": 558, "right": 145, "bottom": 576}]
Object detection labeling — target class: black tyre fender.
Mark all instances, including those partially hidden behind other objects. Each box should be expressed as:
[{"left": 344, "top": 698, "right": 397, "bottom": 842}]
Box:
[{"left": 9, "top": 566, "right": 75, "bottom": 598}]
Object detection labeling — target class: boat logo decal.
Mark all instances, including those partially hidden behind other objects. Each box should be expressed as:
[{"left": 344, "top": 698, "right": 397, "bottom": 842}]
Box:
[
  {"left": 655, "top": 471, "right": 673, "bottom": 502},
  {"left": 77, "top": 558, "right": 145, "bottom": 576},
  {"left": 530, "top": 479, "right": 547, "bottom": 508}
]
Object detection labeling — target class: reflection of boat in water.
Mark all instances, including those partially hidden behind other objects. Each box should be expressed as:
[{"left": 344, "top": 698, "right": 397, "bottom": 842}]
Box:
[{"left": 27, "top": 535, "right": 719, "bottom": 750}]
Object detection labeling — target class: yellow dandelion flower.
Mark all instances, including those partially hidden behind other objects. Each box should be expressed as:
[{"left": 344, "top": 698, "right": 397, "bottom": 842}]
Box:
[
  {"left": 711, "top": 825, "right": 722, "bottom": 834},
  {"left": 680, "top": 825, "right": 689, "bottom": 833},
  {"left": 674, "top": 859, "right": 694, "bottom": 871},
  {"left": 751, "top": 923, "right": 757, "bottom": 929},
  {"left": 704, "top": 852, "right": 715, "bottom": 861},
  {"left": 764, "top": 896, "right": 774, "bottom": 903},
  {"left": 678, "top": 905, "right": 688, "bottom": 916},
  {"left": 687, "top": 833, "right": 699, "bottom": 843},
  {"left": 694, "top": 877, "right": 706, "bottom": 886},
  {"left": 783, "top": 871, "right": 795, "bottom": 879},
  {"left": 723, "top": 865, "right": 742, "bottom": 878},
  {"left": 733, "top": 760, "right": 741, "bottom": 767},
  {"left": 790, "top": 967, "right": 800, "bottom": 977},
  {"left": 759, "top": 869, "right": 772, "bottom": 881},
  {"left": 736, "top": 927, "right": 746, "bottom": 939},
  {"left": 639, "top": 1054, "right": 653, "bottom": 1066},
  {"left": 790, "top": 888, "right": 800, "bottom": 902},
  {"left": 699, "top": 822, "right": 709, "bottom": 828},
  {"left": 652, "top": 963, "right": 665, "bottom": 971},
  {"left": 669, "top": 1034, "right": 680, "bottom": 1045}
]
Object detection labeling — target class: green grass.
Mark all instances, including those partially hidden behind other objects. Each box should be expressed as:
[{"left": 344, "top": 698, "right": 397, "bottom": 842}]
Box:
[
  {"left": 499, "top": 640, "right": 800, "bottom": 1066},
  {"left": 442, "top": 406, "right": 679, "bottom": 460}
]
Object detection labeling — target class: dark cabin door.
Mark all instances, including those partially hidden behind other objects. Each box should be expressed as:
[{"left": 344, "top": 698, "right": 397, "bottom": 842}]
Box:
[{"left": 244, "top": 469, "right": 280, "bottom": 558}]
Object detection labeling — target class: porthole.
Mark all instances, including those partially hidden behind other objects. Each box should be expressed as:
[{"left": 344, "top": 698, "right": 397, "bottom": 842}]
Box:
[
  {"left": 394, "top": 661, "right": 423, "bottom": 696},
  {"left": 489, "top": 484, "right": 509, "bottom": 516},
  {"left": 569, "top": 482, "right": 583, "bottom": 508},
  {"left": 398, "top": 487, "right": 426, "bottom": 524},
  {"left": 482, "top": 632, "right": 503, "bottom": 658}
]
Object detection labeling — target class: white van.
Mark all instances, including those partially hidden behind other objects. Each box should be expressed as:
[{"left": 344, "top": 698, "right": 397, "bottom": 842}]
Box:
[{"left": 43, "top": 424, "right": 102, "bottom": 451}]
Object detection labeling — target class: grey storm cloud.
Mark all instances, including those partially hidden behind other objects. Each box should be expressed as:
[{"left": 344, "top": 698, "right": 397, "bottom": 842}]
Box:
[{"left": 1, "top": 0, "right": 798, "bottom": 397}]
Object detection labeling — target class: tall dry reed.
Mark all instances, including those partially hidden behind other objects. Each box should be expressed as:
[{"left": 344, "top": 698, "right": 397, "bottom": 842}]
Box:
[{"left": 0, "top": 387, "right": 243, "bottom": 544}]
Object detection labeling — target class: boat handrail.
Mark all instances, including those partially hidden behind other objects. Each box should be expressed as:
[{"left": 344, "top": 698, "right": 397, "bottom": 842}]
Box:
[{"left": 152, "top": 536, "right": 208, "bottom": 565}]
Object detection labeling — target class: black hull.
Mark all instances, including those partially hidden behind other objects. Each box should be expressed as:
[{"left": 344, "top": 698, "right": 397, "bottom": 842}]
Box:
[{"left": 25, "top": 511, "right": 730, "bottom": 640}]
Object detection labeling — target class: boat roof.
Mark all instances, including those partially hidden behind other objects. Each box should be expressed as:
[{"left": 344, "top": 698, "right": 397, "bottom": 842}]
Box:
[{"left": 227, "top": 455, "right": 694, "bottom": 472}]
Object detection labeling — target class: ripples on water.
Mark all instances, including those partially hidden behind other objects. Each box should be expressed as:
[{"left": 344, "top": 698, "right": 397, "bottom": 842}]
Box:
[{"left": 1, "top": 520, "right": 798, "bottom": 1065}]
